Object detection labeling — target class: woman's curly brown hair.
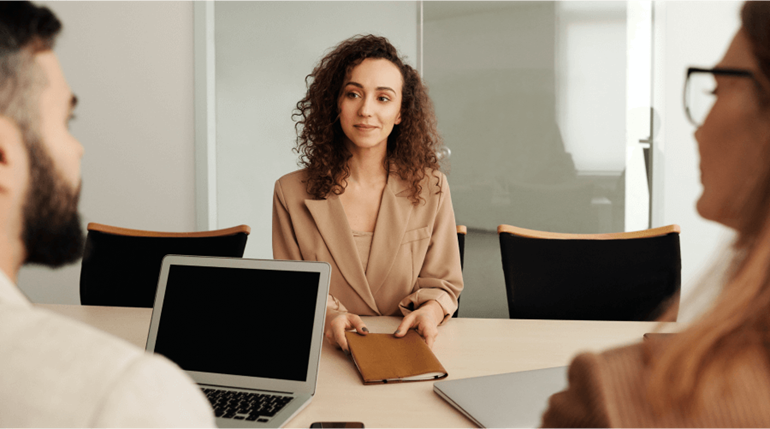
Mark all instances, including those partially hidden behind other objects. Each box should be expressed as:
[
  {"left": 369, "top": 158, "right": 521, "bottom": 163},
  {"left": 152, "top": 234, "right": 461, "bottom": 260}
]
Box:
[{"left": 292, "top": 34, "right": 443, "bottom": 204}]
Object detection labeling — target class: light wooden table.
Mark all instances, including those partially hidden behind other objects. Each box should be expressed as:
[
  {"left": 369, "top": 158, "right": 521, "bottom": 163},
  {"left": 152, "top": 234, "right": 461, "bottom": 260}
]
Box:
[{"left": 36, "top": 304, "right": 678, "bottom": 428}]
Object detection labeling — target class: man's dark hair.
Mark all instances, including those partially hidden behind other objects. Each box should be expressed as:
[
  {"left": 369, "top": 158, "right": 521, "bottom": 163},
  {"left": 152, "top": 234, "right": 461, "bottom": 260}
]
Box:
[
  {"left": 0, "top": 2, "right": 61, "bottom": 54},
  {"left": 0, "top": 2, "right": 61, "bottom": 145}
]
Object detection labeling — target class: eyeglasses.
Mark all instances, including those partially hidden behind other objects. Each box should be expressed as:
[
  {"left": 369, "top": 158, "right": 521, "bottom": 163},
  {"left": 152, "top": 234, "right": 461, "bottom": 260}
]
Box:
[{"left": 683, "top": 67, "right": 755, "bottom": 127}]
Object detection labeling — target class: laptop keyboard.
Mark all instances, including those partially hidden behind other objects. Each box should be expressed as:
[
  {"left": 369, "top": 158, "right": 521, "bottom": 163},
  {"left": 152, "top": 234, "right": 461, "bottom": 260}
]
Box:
[{"left": 202, "top": 387, "right": 293, "bottom": 422}]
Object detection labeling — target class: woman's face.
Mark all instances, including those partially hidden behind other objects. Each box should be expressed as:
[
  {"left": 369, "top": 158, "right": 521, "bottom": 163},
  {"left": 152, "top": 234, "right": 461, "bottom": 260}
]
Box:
[
  {"left": 338, "top": 58, "right": 402, "bottom": 154},
  {"left": 695, "top": 29, "right": 770, "bottom": 228}
]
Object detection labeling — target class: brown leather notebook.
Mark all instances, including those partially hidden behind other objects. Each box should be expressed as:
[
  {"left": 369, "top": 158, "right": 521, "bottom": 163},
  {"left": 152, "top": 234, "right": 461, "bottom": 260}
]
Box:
[{"left": 345, "top": 330, "right": 448, "bottom": 385}]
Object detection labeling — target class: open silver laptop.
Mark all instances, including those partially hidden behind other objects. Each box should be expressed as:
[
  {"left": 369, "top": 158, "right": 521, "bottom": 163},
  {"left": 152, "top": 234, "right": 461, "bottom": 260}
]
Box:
[
  {"left": 146, "top": 255, "right": 331, "bottom": 428},
  {"left": 433, "top": 366, "right": 568, "bottom": 428}
]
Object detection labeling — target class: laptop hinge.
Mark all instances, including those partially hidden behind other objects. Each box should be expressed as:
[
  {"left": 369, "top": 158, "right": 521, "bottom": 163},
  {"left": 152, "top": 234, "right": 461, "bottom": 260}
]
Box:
[{"left": 198, "top": 383, "right": 293, "bottom": 395}]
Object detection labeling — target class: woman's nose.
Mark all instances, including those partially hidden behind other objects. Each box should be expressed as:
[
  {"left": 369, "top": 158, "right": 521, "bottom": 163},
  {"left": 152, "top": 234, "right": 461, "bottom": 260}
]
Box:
[{"left": 358, "top": 96, "right": 373, "bottom": 117}]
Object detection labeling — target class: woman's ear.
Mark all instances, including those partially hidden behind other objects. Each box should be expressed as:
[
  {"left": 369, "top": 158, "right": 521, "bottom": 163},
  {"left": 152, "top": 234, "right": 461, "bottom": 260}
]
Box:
[{"left": 395, "top": 111, "right": 402, "bottom": 125}]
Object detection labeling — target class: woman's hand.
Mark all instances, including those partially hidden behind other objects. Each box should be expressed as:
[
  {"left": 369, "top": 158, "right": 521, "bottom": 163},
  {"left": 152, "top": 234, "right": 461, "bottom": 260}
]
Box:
[
  {"left": 394, "top": 300, "right": 445, "bottom": 348},
  {"left": 324, "top": 312, "right": 369, "bottom": 353}
]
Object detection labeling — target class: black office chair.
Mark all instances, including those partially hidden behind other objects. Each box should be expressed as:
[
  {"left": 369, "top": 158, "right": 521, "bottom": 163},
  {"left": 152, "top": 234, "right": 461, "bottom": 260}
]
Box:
[
  {"left": 498, "top": 224, "right": 681, "bottom": 321},
  {"left": 80, "top": 223, "right": 250, "bottom": 307},
  {"left": 452, "top": 225, "right": 466, "bottom": 318}
]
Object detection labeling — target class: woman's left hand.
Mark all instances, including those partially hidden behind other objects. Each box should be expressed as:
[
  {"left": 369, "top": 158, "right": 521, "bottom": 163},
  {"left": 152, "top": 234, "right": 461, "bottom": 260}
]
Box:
[{"left": 393, "top": 300, "right": 445, "bottom": 349}]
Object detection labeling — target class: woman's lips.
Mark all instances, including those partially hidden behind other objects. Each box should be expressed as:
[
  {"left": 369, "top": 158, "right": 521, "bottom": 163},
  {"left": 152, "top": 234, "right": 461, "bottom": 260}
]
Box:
[{"left": 354, "top": 124, "right": 377, "bottom": 131}]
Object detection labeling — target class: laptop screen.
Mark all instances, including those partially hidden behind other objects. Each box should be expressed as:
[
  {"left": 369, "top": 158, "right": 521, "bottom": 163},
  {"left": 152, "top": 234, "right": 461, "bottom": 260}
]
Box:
[{"left": 153, "top": 264, "right": 320, "bottom": 382}]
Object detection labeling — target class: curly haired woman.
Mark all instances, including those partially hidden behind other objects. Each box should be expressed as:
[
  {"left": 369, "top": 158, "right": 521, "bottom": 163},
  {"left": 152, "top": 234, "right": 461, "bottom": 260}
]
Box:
[{"left": 272, "top": 35, "right": 463, "bottom": 352}]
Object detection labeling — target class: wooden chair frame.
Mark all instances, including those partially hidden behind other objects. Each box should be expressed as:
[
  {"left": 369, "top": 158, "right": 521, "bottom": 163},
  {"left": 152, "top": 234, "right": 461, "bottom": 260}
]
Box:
[
  {"left": 87, "top": 223, "right": 251, "bottom": 238},
  {"left": 497, "top": 224, "right": 680, "bottom": 240}
]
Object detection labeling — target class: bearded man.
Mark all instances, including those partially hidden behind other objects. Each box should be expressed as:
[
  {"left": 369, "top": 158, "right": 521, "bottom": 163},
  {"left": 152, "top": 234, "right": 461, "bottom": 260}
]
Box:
[{"left": 0, "top": 3, "right": 214, "bottom": 426}]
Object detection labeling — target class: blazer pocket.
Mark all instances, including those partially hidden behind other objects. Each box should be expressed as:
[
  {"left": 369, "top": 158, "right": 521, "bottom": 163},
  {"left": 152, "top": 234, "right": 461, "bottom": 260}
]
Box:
[{"left": 401, "top": 226, "right": 431, "bottom": 244}]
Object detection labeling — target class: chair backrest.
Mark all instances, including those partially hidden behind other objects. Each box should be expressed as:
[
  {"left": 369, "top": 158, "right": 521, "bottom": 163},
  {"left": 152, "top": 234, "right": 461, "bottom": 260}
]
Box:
[
  {"left": 453, "top": 225, "right": 467, "bottom": 318},
  {"left": 457, "top": 225, "right": 467, "bottom": 270},
  {"left": 498, "top": 224, "right": 681, "bottom": 321},
  {"left": 80, "top": 223, "right": 250, "bottom": 307}
]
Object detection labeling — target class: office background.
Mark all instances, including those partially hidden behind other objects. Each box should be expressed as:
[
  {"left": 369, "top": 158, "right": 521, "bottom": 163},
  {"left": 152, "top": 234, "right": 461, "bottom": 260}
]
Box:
[{"left": 18, "top": 1, "right": 737, "bottom": 322}]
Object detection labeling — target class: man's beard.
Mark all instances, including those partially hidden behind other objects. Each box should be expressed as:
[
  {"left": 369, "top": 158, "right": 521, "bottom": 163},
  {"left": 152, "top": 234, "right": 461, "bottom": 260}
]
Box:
[{"left": 21, "top": 140, "right": 84, "bottom": 267}]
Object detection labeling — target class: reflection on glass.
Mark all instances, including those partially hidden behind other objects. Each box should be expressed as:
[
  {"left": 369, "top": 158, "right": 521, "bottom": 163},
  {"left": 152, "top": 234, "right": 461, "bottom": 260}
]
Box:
[{"left": 424, "top": 1, "right": 628, "bottom": 236}]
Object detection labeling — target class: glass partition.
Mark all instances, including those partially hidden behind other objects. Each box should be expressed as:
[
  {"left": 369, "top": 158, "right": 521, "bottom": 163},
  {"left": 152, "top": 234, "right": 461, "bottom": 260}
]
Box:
[{"left": 423, "top": 1, "right": 651, "bottom": 317}]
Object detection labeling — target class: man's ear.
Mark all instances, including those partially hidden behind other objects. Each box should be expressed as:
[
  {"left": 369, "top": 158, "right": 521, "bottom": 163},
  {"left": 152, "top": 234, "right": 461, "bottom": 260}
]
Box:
[
  {"left": 0, "top": 116, "right": 24, "bottom": 163},
  {"left": 0, "top": 116, "right": 26, "bottom": 193},
  {"left": 0, "top": 115, "right": 22, "bottom": 160}
]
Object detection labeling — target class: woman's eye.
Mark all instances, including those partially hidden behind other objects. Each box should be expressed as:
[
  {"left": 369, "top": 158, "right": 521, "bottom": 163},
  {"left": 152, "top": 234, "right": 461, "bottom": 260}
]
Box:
[
  {"left": 378, "top": 96, "right": 390, "bottom": 102},
  {"left": 347, "top": 92, "right": 360, "bottom": 99}
]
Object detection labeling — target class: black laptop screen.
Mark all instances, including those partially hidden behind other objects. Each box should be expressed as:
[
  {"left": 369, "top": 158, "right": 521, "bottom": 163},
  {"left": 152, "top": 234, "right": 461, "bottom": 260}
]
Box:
[{"left": 153, "top": 264, "right": 320, "bottom": 382}]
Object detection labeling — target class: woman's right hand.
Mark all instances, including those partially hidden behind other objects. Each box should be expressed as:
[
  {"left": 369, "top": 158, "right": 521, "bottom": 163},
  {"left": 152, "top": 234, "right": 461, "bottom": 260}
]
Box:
[{"left": 325, "top": 312, "right": 369, "bottom": 353}]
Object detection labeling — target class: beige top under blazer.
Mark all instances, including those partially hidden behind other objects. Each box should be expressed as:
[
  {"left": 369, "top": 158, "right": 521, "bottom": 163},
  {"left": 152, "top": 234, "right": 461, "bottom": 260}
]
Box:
[
  {"left": 272, "top": 168, "right": 463, "bottom": 319},
  {"left": 541, "top": 338, "right": 770, "bottom": 427}
]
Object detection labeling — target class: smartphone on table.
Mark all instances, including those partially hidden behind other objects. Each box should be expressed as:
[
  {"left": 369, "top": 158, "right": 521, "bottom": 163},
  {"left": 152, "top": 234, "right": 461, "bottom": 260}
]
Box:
[{"left": 309, "top": 423, "right": 364, "bottom": 428}]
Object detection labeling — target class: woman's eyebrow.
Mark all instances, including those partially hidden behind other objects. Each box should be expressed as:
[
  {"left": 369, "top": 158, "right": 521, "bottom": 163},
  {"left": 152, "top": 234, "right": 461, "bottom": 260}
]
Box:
[
  {"left": 344, "top": 82, "right": 363, "bottom": 90},
  {"left": 344, "top": 81, "right": 396, "bottom": 94}
]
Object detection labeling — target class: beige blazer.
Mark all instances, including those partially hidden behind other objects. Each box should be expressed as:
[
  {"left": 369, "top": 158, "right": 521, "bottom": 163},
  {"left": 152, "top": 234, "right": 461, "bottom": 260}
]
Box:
[
  {"left": 541, "top": 338, "right": 770, "bottom": 427},
  {"left": 272, "top": 169, "right": 463, "bottom": 320}
]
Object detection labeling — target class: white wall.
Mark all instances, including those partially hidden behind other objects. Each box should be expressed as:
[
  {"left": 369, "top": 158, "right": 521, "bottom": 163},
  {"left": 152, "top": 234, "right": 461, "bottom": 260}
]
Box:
[
  {"left": 214, "top": 2, "right": 418, "bottom": 259},
  {"left": 17, "top": 2, "right": 196, "bottom": 304},
  {"left": 655, "top": 1, "right": 740, "bottom": 320}
]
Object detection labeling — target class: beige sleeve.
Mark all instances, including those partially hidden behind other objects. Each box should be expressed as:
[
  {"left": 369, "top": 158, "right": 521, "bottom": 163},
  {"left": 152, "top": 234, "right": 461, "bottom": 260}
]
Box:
[
  {"left": 272, "top": 179, "right": 303, "bottom": 261},
  {"left": 94, "top": 354, "right": 215, "bottom": 428},
  {"left": 326, "top": 294, "right": 349, "bottom": 314},
  {"left": 540, "top": 353, "right": 613, "bottom": 428},
  {"left": 398, "top": 175, "right": 464, "bottom": 324},
  {"left": 274, "top": 179, "right": 348, "bottom": 315}
]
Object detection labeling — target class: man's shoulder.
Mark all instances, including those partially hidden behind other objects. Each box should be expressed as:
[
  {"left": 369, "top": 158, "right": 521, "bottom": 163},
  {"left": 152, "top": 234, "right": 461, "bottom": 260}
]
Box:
[
  {"left": 0, "top": 304, "right": 142, "bottom": 361},
  {"left": 0, "top": 305, "right": 212, "bottom": 427}
]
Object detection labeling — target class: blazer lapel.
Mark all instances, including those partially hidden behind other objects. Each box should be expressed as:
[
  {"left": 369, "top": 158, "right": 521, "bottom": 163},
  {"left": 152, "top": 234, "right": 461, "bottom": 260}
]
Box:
[
  {"left": 305, "top": 196, "right": 380, "bottom": 314},
  {"left": 367, "top": 175, "right": 414, "bottom": 295}
]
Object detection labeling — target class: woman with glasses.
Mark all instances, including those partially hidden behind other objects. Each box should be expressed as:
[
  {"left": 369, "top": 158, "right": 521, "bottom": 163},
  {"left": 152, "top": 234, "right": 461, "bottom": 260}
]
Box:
[
  {"left": 542, "top": 2, "right": 770, "bottom": 426},
  {"left": 272, "top": 35, "right": 463, "bottom": 353}
]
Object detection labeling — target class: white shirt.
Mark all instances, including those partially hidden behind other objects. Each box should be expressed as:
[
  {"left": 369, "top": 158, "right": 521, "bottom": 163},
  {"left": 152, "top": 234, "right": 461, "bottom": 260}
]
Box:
[{"left": 0, "top": 270, "right": 215, "bottom": 427}]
